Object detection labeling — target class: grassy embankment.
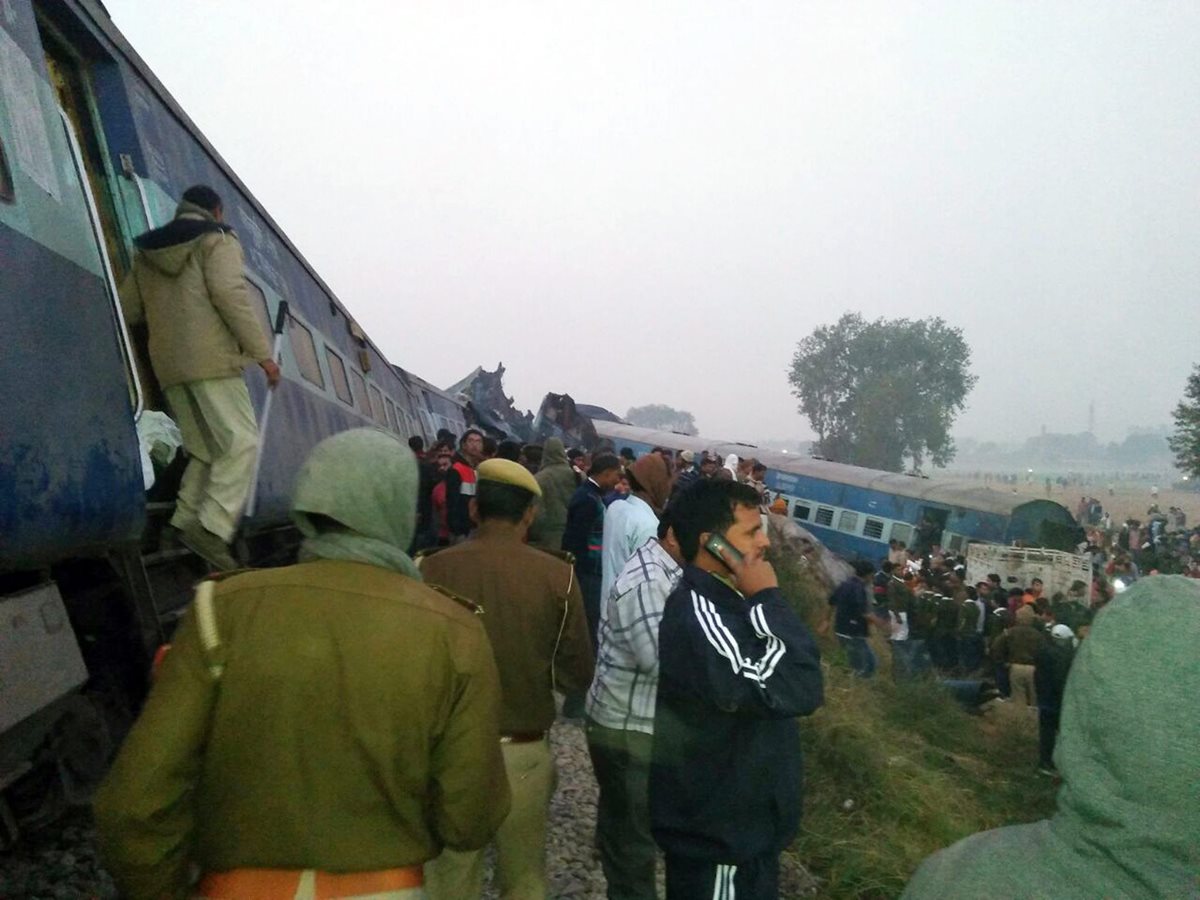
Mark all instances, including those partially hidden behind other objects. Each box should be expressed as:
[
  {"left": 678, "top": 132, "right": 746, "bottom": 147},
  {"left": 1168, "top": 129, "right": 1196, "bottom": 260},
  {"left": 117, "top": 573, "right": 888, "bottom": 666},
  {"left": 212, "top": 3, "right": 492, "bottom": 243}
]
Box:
[{"left": 774, "top": 553, "right": 1059, "bottom": 899}]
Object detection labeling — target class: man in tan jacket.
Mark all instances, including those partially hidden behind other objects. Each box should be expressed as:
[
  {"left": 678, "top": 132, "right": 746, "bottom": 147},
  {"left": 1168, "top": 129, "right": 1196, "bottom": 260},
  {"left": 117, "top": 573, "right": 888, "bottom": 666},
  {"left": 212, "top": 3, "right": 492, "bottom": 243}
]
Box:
[
  {"left": 94, "top": 428, "right": 510, "bottom": 900},
  {"left": 120, "top": 184, "right": 279, "bottom": 569},
  {"left": 420, "top": 458, "right": 595, "bottom": 900}
]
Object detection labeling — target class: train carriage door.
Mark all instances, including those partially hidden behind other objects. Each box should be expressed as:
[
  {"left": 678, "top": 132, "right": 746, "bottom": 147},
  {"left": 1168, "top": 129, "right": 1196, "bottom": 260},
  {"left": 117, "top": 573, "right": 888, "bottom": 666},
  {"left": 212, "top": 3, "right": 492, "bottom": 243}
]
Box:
[
  {"left": 914, "top": 506, "right": 949, "bottom": 555},
  {"left": 39, "top": 27, "right": 130, "bottom": 279},
  {"left": 36, "top": 20, "right": 145, "bottom": 419}
]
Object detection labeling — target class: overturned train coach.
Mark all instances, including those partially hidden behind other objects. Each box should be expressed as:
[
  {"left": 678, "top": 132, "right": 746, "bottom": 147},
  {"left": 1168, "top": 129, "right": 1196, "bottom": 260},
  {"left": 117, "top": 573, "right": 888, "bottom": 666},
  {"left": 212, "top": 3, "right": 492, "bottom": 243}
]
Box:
[
  {"left": 592, "top": 422, "right": 1082, "bottom": 561},
  {"left": 0, "top": 0, "right": 465, "bottom": 838}
]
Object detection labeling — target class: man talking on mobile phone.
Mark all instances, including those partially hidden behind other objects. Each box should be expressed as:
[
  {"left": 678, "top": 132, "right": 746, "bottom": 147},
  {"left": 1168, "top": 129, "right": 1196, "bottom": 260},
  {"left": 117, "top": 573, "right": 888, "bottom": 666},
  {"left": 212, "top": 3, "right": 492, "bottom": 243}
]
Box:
[{"left": 650, "top": 480, "right": 824, "bottom": 900}]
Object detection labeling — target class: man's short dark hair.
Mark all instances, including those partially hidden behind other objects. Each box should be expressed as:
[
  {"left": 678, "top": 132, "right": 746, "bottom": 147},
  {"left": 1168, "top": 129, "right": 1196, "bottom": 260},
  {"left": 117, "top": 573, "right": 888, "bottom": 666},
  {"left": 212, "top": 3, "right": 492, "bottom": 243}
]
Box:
[
  {"left": 589, "top": 454, "right": 620, "bottom": 476},
  {"left": 620, "top": 447, "right": 636, "bottom": 460},
  {"left": 852, "top": 559, "right": 876, "bottom": 578},
  {"left": 1031, "top": 577, "right": 1044, "bottom": 586},
  {"left": 567, "top": 448, "right": 585, "bottom": 462},
  {"left": 460, "top": 428, "right": 483, "bottom": 446},
  {"left": 751, "top": 462, "right": 767, "bottom": 475},
  {"left": 408, "top": 435, "right": 424, "bottom": 453},
  {"left": 437, "top": 428, "right": 456, "bottom": 445},
  {"left": 476, "top": 481, "right": 535, "bottom": 523},
  {"left": 482, "top": 436, "right": 498, "bottom": 457},
  {"left": 496, "top": 440, "right": 521, "bottom": 461},
  {"left": 671, "top": 479, "right": 762, "bottom": 563},
  {"left": 182, "top": 184, "right": 222, "bottom": 214}
]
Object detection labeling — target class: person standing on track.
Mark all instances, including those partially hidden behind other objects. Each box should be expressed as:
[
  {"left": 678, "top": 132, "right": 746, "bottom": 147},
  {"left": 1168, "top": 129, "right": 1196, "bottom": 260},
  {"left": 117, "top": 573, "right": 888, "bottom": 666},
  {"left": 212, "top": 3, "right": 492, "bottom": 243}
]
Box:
[
  {"left": 119, "top": 184, "right": 279, "bottom": 570},
  {"left": 585, "top": 504, "right": 684, "bottom": 900},
  {"left": 651, "top": 480, "right": 824, "bottom": 900},
  {"left": 93, "top": 428, "right": 510, "bottom": 900},
  {"left": 420, "top": 459, "right": 595, "bottom": 900}
]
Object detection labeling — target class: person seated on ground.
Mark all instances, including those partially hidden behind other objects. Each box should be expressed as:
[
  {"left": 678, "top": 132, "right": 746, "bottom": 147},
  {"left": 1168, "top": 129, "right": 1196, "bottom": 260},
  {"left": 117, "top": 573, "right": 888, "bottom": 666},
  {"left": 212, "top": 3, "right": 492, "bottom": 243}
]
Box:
[{"left": 902, "top": 576, "right": 1200, "bottom": 900}]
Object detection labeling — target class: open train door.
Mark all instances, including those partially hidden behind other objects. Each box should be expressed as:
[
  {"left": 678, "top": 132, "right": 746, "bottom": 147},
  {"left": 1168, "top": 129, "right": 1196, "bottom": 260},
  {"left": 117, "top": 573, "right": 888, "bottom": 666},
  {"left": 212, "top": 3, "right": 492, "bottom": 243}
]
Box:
[{"left": 913, "top": 506, "right": 949, "bottom": 555}]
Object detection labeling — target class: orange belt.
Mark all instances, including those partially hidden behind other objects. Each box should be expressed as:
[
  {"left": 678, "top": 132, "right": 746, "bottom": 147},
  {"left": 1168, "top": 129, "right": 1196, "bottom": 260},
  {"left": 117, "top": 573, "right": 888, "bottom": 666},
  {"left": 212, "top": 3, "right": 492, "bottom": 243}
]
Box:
[{"left": 197, "top": 866, "right": 422, "bottom": 899}]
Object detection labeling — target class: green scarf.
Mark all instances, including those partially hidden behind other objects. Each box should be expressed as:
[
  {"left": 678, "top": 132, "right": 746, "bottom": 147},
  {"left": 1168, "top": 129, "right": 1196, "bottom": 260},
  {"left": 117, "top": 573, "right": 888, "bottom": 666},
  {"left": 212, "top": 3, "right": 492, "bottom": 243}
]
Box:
[
  {"left": 289, "top": 427, "right": 423, "bottom": 582},
  {"left": 298, "top": 531, "right": 422, "bottom": 581}
]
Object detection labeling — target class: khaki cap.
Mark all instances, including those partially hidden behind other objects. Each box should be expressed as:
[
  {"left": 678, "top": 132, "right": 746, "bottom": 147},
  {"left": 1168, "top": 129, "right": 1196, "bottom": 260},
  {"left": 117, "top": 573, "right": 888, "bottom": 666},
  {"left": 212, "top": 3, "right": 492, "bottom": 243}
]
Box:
[{"left": 477, "top": 458, "right": 542, "bottom": 497}]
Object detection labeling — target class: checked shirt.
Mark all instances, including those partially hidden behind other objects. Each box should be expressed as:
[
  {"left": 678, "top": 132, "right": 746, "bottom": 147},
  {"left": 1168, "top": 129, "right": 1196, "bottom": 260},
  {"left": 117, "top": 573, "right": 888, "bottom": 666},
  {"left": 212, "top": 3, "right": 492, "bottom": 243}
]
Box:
[{"left": 586, "top": 538, "right": 682, "bottom": 734}]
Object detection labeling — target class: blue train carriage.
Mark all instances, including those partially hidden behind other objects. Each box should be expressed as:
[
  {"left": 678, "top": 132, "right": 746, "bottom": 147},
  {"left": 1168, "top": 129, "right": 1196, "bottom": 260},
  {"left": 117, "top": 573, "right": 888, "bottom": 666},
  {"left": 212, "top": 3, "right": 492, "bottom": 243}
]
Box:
[
  {"left": 591, "top": 422, "right": 1079, "bottom": 560},
  {"left": 0, "top": 0, "right": 453, "bottom": 836}
]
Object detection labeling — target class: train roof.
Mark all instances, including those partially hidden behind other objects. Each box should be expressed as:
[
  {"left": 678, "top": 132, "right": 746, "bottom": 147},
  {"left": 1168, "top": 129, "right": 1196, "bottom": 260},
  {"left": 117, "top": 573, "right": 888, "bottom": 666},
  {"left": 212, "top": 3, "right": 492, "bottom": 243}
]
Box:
[
  {"left": 593, "top": 421, "right": 1054, "bottom": 517},
  {"left": 78, "top": 0, "right": 397, "bottom": 371}
]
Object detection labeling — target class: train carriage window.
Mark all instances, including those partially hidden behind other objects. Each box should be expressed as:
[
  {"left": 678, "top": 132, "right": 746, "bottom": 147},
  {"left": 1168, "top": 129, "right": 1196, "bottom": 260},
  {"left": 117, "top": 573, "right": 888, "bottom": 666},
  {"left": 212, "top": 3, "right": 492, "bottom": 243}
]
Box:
[
  {"left": 0, "top": 135, "right": 14, "bottom": 203},
  {"left": 287, "top": 314, "right": 324, "bottom": 388},
  {"left": 324, "top": 347, "right": 353, "bottom": 406},
  {"left": 245, "top": 279, "right": 272, "bottom": 341},
  {"left": 368, "top": 384, "right": 387, "bottom": 424},
  {"left": 385, "top": 398, "right": 400, "bottom": 433},
  {"left": 792, "top": 503, "right": 811, "bottom": 522},
  {"left": 863, "top": 518, "right": 885, "bottom": 540},
  {"left": 890, "top": 522, "right": 914, "bottom": 545},
  {"left": 815, "top": 507, "right": 835, "bottom": 527},
  {"left": 349, "top": 369, "right": 369, "bottom": 413},
  {"left": 838, "top": 511, "right": 859, "bottom": 533}
]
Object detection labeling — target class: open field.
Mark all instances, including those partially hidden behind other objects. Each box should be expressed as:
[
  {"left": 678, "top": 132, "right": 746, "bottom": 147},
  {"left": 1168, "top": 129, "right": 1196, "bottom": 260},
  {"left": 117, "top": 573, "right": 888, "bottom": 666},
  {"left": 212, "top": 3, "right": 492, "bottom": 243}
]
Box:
[
  {"left": 948, "top": 477, "right": 1199, "bottom": 527},
  {"left": 778, "top": 558, "right": 1060, "bottom": 899}
]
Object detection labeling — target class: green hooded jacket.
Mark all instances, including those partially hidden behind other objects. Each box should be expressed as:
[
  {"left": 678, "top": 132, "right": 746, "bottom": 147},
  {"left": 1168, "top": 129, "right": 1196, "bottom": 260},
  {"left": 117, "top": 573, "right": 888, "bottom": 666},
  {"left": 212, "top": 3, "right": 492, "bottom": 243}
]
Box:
[
  {"left": 528, "top": 437, "right": 577, "bottom": 552},
  {"left": 93, "top": 429, "right": 510, "bottom": 899},
  {"left": 902, "top": 575, "right": 1200, "bottom": 899}
]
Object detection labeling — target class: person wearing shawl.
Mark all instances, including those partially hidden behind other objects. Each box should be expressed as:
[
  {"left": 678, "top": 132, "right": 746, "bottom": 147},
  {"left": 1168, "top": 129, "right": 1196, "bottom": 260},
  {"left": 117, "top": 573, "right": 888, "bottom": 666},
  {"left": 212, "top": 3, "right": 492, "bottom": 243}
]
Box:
[
  {"left": 94, "top": 428, "right": 510, "bottom": 900},
  {"left": 600, "top": 452, "right": 674, "bottom": 608},
  {"left": 902, "top": 576, "right": 1200, "bottom": 900}
]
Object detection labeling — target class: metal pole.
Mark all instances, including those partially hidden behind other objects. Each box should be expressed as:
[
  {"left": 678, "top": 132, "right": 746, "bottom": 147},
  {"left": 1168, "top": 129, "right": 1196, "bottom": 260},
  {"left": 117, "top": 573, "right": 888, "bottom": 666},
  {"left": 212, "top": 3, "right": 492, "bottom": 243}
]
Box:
[{"left": 243, "top": 300, "right": 289, "bottom": 520}]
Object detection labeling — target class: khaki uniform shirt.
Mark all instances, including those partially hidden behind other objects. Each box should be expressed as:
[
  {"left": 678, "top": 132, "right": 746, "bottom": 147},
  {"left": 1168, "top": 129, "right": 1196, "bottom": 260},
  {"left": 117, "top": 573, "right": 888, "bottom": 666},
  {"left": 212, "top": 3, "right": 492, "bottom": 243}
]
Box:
[
  {"left": 93, "top": 560, "right": 509, "bottom": 900},
  {"left": 421, "top": 530, "right": 595, "bottom": 734}
]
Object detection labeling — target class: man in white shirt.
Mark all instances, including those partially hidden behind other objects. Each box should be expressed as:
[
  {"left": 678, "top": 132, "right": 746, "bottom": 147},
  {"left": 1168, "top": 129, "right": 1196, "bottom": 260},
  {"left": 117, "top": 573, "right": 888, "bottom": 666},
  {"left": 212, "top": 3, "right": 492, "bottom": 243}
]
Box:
[{"left": 586, "top": 509, "right": 683, "bottom": 900}]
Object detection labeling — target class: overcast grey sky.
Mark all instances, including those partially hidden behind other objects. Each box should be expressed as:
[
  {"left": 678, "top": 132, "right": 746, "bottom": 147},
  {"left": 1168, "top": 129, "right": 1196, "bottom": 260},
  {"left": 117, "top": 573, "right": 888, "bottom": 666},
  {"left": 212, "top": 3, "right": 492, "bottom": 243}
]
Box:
[{"left": 105, "top": 1, "right": 1200, "bottom": 447}]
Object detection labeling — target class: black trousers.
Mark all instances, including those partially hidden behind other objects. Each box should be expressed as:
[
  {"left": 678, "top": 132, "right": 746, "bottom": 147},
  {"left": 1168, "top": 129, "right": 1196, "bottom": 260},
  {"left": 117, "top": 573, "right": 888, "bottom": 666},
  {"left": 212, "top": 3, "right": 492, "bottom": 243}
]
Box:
[
  {"left": 1038, "top": 707, "right": 1061, "bottom": 767},
  {"left": 586, "top": 721, "right": 656, "bottom": 900},
  {"left": 665, "top": 852, "right": 779, "bottom": 900}
]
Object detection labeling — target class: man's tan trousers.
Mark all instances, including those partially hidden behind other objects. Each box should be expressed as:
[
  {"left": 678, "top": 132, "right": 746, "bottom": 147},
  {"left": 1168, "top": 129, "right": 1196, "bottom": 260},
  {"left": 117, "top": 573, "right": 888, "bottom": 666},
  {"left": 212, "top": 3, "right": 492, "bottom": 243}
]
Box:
[
  {"left": 424, "top": 738, "right": 555, "bottom": 900},
  {"left": 164, "top": 376, "right": 258, "bottom": 542}
]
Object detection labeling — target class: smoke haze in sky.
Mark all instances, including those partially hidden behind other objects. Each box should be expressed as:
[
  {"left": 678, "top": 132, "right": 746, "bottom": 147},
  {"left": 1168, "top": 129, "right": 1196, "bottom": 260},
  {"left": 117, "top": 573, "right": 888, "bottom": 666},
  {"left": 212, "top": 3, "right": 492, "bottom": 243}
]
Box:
[{"left": 104, "top": 1, "right": 1200, "bottom": 448}]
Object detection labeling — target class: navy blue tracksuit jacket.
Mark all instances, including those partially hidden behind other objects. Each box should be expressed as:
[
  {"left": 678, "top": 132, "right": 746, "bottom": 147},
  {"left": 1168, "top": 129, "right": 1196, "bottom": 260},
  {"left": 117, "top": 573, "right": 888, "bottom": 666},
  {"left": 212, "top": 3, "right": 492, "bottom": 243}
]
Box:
[{"left": 650, "top": 565, "right": 824, "bottom": 863}]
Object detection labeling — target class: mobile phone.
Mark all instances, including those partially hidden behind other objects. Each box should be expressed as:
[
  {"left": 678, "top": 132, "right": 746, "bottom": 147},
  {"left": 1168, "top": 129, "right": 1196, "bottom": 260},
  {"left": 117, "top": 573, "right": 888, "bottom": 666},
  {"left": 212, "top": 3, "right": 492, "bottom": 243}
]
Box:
[{"left": 704, "top": 533, "right": 744, "bottom": 570}]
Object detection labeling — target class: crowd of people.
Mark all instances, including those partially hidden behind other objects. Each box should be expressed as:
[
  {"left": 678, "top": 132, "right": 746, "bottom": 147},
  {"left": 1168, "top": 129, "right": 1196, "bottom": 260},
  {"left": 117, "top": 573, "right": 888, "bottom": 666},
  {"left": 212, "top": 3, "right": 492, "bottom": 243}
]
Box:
[{"left": 94, "top": 428, "right": 823, "bottom": 900}]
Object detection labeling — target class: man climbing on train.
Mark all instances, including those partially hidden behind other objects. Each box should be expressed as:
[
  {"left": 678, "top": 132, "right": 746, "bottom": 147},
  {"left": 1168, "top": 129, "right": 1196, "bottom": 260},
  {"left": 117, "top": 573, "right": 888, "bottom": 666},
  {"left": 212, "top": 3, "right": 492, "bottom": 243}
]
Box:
[{"left": 119, "top": 184, "right": 279, "bottom": 570}]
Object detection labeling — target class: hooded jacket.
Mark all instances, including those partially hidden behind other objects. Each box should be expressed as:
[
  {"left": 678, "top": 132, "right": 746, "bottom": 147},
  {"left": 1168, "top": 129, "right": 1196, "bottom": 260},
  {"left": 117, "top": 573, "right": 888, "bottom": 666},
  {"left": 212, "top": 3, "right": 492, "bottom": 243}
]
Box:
[
  {"left": 93, "top": 429, "right": 510, "bottom": 900},
  {"left": 902, "top": 576, "right": 1200, "bottom": 899},
  {"left": 529, "top": 438, "right": 577, "bottom": 552},
  {"left": 119, "top": 200, "right": 272, "bottom": 389}
]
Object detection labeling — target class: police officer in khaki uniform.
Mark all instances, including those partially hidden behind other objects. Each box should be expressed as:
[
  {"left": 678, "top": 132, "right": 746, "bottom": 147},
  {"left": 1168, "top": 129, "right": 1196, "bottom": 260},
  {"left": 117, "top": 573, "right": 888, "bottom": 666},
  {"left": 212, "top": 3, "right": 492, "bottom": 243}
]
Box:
[
  {"left": 421, "top": 459, "right": 595, "bottom": 900},
  {"left": 94, "top": 428, "right": 509, "bottom": 900}
]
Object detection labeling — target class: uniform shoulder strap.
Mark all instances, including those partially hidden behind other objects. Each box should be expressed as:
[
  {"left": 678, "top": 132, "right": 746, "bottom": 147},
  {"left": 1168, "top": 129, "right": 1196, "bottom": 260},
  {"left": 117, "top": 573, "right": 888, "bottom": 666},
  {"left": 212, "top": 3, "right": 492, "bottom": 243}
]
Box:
[
  {"left": 189, "top": 568, "right": 255, "bottom": 680},
  {"left": 413, "top": 546, "right": 446, "bottom": 571},
  {"left": 533, "top": 546, "right": 576, "bottom": 567},
  {"left": 193, "top": 580, "right": 225, "bottom": 681},
  {"left": 428, "top": 583, "right": 483, "bottom": 616}
]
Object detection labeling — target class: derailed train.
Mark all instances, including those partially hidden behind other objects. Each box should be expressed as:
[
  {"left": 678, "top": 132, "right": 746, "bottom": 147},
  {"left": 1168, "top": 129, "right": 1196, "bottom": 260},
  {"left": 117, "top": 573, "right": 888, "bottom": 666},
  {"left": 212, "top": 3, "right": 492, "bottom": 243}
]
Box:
[{"left": 0, "top": 0, "right": 1078, "bottom": 840}]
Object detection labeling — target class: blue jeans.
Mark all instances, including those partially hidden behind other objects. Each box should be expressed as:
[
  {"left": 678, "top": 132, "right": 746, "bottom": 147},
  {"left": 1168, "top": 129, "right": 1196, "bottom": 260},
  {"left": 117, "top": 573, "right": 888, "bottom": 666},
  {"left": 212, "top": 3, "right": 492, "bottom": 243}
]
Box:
[
  {"left": 890, "top": 638, "right": 931, "bottom": 680},
  {"left": 838, "top": 634, "right": 877, "bottom": 678}
]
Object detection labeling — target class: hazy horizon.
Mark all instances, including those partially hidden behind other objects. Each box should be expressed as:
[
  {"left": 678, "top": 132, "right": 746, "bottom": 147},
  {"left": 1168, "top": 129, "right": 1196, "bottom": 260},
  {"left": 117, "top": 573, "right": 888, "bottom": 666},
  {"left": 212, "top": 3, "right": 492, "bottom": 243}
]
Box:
[{"left": 104, "top": 2, "right": 1200, "bottom": 449}]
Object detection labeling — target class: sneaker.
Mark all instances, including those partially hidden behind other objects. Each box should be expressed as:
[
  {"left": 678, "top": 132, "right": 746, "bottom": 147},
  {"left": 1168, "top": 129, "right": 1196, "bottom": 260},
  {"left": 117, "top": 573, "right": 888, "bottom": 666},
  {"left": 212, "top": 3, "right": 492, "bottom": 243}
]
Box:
[{"left": 178, "top": 524, "right": 239, "bottom": 572}]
